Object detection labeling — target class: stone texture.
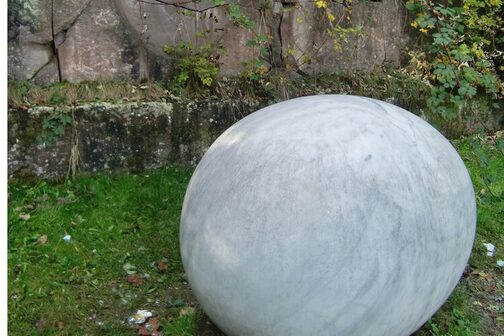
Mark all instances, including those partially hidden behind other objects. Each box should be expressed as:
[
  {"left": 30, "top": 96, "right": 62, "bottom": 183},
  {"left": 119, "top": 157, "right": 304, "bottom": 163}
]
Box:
[
  {"left": 281, "top": 0, "right": 409, "bottom": 72},
  {"left": 114, "top": 0, "right": 260, "bottom": 77},
  {"left": 8, "top": 38, "right": 54, "bottom": 80},
  {"left": 180, "top": 95, "right": 476, "bottom": 336},
  {"left": 57, "top": 0, "right": 139, "bottom": 82},
  {"left": 8, "top": 100, "right": 263, "bottom": 179},
  {"left": 8, "top": 0, "right": 55, "bottom": 80},
  {"left": 52, "top": 0, "right": 92, "bottom": 33},
  {"left": 32, "top": 56, "right": 59, "bottom": 84},
  {"left": 8, "top": 0, "right": 412, "bottom": 83}
]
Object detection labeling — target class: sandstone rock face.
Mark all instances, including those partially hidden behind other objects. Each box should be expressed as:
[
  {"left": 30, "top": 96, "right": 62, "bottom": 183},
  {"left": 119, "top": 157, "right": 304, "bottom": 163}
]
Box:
[
  {"left": 57, "top": 0, "right": 139, "bottom": 82},
  {"left": 8, "top": 0, "right": 412, "bottom": 83},
  {"left": 8, "top": 0, "right": 55, "bottom": 81},
  {"left": 281, "top": 0, "right": 408, "bottom": 72},
  {"left": 32, "top": 57, "right": 59, "bottom": 84},
  {"left": 115, "top": 0, "right": 410, "bottom": 76},
  {"left": 8, "top": 37, "right": 55, "bottom": 81},
  {"left": 114, "top": 0, "right": 261, "bottom": 77},
  {"left": 52, "top": 0, "right": 92, "bottom": 34}
]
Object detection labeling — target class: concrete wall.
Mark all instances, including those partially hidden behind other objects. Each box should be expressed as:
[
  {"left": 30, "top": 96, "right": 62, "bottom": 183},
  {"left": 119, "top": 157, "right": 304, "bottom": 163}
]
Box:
[{"left": 8, "top": 0, "right": 412, "bottom": 83}]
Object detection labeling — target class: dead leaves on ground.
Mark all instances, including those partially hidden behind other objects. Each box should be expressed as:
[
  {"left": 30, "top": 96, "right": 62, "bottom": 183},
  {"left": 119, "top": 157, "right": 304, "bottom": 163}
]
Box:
[
  {"left": 127, "top": 274, "right": 144, "bottom": 287},
  {"left": 137, "top": 316, "right": 161, "bottom": 336},
  {"left": 36, "top": 235, "right": 48, "bottom": 245},
  {"left": 157, "top": 262, "right": 167, "bottom": 272},
  {"left": 54, "top": 320, "right": 65, "bottom": 329}
]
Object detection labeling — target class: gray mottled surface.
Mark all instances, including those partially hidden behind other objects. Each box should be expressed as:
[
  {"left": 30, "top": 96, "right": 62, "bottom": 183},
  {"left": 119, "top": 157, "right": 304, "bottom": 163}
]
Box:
[
  {"left": 8, "top": 100, "right": 262, "bottom": 179},
  {"left": 180, "top": 95, "right": 476, "bottom": 336}
]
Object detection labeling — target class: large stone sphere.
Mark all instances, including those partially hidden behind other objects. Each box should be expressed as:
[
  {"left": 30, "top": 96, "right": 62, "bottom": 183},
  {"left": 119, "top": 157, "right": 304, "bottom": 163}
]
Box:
[{"left": 180, "top": 95, "right": 476, "bottom": 336}]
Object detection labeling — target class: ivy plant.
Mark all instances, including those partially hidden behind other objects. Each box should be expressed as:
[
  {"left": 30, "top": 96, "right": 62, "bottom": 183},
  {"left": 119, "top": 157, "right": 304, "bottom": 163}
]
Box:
[
  {"left": 36, "top": 109, "right": 72, "bottom": 145},
  {"left": 406, "top": 0, "right": 503, "bottom": 120}
]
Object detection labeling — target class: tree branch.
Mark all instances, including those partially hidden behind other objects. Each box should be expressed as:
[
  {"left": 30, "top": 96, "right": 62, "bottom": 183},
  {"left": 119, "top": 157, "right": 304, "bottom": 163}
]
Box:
[{"left": 135, "top": 0, "right": 226, "bottom": 13}]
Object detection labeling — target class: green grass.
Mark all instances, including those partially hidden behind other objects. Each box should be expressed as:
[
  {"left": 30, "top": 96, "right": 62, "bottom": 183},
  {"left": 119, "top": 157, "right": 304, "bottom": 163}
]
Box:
[
  {"left": 8, "top": 80, "right": 167, "bottom": 109},
  {"left": 8, "top": 134, "right": 504, "bottom": 335},
  {"left": 8, "top": 168, "right": 197, "bottom": 335},
  {"left": 414, "top": 133, "right": 504, "bottom": 336}
]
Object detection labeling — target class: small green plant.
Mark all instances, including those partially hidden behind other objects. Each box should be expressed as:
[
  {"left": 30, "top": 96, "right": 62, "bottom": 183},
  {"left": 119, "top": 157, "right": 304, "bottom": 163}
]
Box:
[
  {"left": 468, "top": 133, "right": 504, "bottom": 198},
  {"left": 163, "top": 43, "right": 220, "bottom": 95},
  {"left": 406, "top": 0, "right": 503, "bottom": 121},
  {"left": 161, "top": 0, "right": 254, "bottom": 95},
  {"left": 244, "top": 33, "right": 270, "bottom": 81},
  {"left": 225, "top": 0, "right": 253, "bottom": 28},
  {"left": 48, "top": 90, "right": 68, "bottom": 105},
  {"left": 36, "top": 108, "right": 72, "bottom": 145},
  {"left": 8, "top": 80, "right": 31, "bottom": 108}
]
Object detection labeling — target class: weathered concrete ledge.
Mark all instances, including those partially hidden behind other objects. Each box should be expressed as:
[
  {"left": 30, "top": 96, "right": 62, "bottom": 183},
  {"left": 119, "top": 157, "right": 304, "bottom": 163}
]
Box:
[{"left": 8, "top": 100, "right": 265, "bottom": 179}]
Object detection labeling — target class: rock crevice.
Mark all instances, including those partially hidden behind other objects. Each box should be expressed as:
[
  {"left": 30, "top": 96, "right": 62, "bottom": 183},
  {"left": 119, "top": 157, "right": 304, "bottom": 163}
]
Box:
[{"left": 8, "top": 0, "right": 412, "bottom": 83}]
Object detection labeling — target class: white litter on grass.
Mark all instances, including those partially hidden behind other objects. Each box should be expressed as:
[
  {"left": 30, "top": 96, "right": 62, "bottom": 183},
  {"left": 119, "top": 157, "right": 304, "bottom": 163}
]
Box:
[
  {"left": 497, "top": 260, "right": 504, "bottom": 267},
  {"left": 63, "top": 234, "right": 71, "bottom": 242},
  {"left": 123, "top": 262, "right": 137, "bottom": 275},
  {"left": 128, "top": 310, "right": 152, "bottom": 325},
  {"left": 483, "top": 243, "right": 495, "bottom": 257}
]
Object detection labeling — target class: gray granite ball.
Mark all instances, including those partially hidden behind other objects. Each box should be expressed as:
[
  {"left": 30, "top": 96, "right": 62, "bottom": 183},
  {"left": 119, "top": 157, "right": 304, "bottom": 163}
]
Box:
[{"left": 180, "top": 95, "right": 476, "bottom": 336}]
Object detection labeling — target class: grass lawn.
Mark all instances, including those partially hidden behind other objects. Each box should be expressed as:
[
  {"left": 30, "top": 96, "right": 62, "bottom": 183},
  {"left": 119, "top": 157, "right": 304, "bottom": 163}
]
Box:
[{"left": 8, "top": 133, "right": 504, "bottom": 336}]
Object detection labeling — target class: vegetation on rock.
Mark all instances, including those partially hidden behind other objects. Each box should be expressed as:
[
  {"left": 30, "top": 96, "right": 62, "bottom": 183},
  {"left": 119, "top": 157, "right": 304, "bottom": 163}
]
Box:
[{"left": 406, "top": 0, "right": 503, "bottom": 122}]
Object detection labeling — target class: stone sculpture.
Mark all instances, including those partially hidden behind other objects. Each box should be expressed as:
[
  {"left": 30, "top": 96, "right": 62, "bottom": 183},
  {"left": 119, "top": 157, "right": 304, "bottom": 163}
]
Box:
[{"left": 180, "top": 95, "right": 476, "bottom": 336}]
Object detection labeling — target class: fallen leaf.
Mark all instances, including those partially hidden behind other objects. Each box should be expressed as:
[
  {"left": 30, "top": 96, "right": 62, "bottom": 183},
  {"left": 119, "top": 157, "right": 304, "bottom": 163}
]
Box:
[
  {"left": 37, "top": 235, "right": 48, "bottom": 245},
  {"left": 470, "top": 269, "right": 482, "bottom": 276},
  {"left": 137, "top": 317, "right": 161, "bottom": 336},
  {"left": 485, "top": 284, "right": 496, "bottom": 292},
  {"left": 179, "top": 307, "right": 195, "bottom": 317},
  {"left": 19, "top": 213, "right": 31, "bottom": 220},
  {"left": 462, "top": 265, "right": 473, "bottom": 277},
  {"left": 57, "top": 198, "right": 69, "bottom": 205},
  {"left": 25, "top": 204, "right": 35, "bottom": 210},
  {"left": 127, "top": 274, "right": 143, "bottom": 286},
  {"left": 475, "top": 271, "right": 488, "bottom": 278},
  {"left": 14, "top": 206, "right": 22, "bottom": 212},
  {"left": 35, "top": 318, "right": 47, "bottom": 330},
  {"left": 55, "top": 320, "right": 65, "bottom": 329},
  {"left": 157, "top": 262, "right": 167, "bottom": 272}
]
